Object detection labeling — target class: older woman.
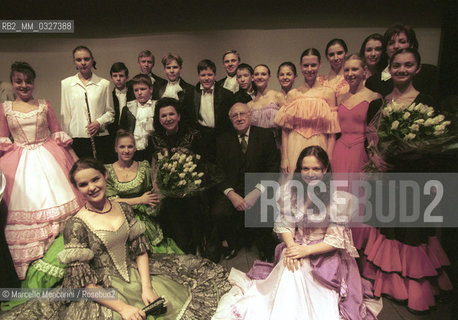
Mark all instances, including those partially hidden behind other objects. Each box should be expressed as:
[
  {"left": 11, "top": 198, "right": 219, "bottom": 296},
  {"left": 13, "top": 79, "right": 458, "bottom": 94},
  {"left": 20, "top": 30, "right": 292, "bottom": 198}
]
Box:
[{"left": 150, "top": 97, "right": 216, "bottom": 255}]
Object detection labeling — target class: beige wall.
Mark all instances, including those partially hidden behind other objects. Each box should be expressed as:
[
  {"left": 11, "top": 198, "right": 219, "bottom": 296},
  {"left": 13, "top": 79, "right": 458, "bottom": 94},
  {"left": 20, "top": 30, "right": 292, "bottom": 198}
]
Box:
[{"left": 0, "top": 27, "right": 441, "bottom": 121}]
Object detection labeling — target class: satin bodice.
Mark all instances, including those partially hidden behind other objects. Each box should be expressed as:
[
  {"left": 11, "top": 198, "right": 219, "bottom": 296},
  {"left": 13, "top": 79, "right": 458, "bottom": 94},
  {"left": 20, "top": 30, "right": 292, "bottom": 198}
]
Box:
[{"left": 3, "top": 100, "right": 51, "bottom": 147}]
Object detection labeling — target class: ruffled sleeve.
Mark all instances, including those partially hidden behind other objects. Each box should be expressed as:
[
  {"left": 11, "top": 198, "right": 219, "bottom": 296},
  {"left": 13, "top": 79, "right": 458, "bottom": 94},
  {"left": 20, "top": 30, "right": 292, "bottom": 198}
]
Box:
[
  {"left": 273, "top": 182, "right": 302, "bottom": 235},
  {"left": 274, "top": 97, "right": 340, "bottom": 138},
  {"left": 119, "top": 202, "right": 152, "bottom": 260},
  {"left": 45, "top": 100, "right": 73, "bottom": 147},
  {"left": 0, "top": 103, "right": 13, "bottom": 153},
  {"left": 104, "top": 164, "right": 120, "bottom": 200},
  {"left": 57, "top": 217, "right": 99, "bottom": 288},
  {"left": 323, "top": 191, "right": 359, "bottom": 258}
]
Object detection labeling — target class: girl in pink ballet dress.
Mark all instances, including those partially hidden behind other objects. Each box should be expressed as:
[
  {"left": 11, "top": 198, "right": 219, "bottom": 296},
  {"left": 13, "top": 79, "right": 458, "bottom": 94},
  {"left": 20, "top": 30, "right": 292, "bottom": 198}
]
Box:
[
  {"left": 275, "top": 48, "right": 340, "bottom": 174},
  {"left": 0, "top": 62, "right": 83, "bottom": 280}
]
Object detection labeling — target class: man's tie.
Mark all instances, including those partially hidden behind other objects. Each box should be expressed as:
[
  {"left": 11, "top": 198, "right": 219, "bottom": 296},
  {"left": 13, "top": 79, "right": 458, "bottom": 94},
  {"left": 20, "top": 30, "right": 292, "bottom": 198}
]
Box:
[{"left": 240, "top": 134, "right": 248, "bottom": 154}]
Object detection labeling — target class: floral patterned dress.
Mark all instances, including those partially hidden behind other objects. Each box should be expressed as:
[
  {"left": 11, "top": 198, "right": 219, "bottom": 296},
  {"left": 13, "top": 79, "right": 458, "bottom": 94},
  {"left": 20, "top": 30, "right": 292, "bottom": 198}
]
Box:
[{"left": 0, "top": 203, "right": 231, "bottom": 320}]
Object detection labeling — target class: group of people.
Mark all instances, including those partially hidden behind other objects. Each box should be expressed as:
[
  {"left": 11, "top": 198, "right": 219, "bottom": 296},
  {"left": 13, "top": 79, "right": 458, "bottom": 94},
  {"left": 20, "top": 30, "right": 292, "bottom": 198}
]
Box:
[{"left": 0, "top": 22, "right": 452, "bottom": 319}]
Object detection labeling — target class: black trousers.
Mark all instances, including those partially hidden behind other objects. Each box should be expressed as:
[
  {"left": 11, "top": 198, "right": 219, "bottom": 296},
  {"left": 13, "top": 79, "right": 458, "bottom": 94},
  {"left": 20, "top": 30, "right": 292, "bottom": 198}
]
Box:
[
  {"left": 72, "top": 136, "right": 115, "bottom": 164},
  {"left": 210, "top": 192, "right": 278, "bottom": 260},
  {"left": 159, "top": 196, "right": 205, "bottom": 255}
]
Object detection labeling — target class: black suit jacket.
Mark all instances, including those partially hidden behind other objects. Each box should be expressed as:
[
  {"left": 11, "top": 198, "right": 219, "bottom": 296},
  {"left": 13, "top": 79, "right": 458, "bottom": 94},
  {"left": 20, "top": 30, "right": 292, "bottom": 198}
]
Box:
[
  {"left": 152, "top": 77, "right": 193, "bottom": 102},
  {"left": 183, "top": 83, "right": 235, "bottom": 134},
  {"left": 127, "top": 73, "right": 167, "bottom": 102},
  {"left": 216, "top": 76, "right": 227, "bottom": 87},
  {"left": 107, "top": 88, "right": 124, "bottom": 136},
  {"left": 216, "top": 125, "right": 280, "bottom": 194}
]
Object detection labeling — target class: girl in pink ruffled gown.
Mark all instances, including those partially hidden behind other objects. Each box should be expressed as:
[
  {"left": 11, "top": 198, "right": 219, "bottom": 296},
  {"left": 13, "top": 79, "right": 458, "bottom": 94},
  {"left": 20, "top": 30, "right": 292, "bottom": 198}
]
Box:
[
  {"left": 275, "top": 48, "right": 340, "bottom": 173},
  {"left": 212, "top": 146, "right": 382, "bottom": 320},
  {"left": 317, "top": 39, "right": 350, "bottom": 97},
  {"left": 357, "top": 48, "right": 452, "bottom": 312},
  {"left": 0, "top": 62, "right": 83, "bottom": 279}
]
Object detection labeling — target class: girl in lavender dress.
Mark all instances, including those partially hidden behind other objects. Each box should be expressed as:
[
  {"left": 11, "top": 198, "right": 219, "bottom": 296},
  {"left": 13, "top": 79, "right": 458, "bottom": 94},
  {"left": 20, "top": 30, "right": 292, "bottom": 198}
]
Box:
[
  {"left": 318, "top": 39, "right": 350, "bottom": 97},
  {"left": 212, "top": 146, "right": 382, "bottom": 320},
  {"left": 248, "top": 64, "right": 284, "bottom": 147}
]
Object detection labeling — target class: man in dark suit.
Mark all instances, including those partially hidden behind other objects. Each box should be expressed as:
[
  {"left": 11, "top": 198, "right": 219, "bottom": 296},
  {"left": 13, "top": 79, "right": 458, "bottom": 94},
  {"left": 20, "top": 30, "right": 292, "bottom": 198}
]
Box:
[
  {"left": 210, "top": 102, "right": 280, "bottom": 261},
  {"left": 183, "top": 59, "right": 234, "bottom": 162},
  {"left": 216, "top": 50, "right": 240, "bottom": 93},
  {"left": 152, "top": 53, "right": 193, "bottom": 103}
]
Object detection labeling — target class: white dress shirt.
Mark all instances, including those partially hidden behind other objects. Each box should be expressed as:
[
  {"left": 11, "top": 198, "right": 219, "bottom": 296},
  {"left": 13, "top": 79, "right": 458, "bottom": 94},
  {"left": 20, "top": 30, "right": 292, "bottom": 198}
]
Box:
[
  {"left": 223, "top": 75, "right": 239, "bottom": 93},
  {"left": 162, "top": 80, "right": 183, "bottom": 100},
  {"left": 381, "top": 66, "right": 391, "bottom": 81},
  {"left": 126, "top": 99, "right": 155, "bottom": 150},
  {"left": 61, "top": 73, "right": 114, "bottom": 138},
  {"left": 115, "top": 87, "right": 127, "bottom": 124},
  {"left": 198, "top": 84, "right": 215, "bottom": 128}
]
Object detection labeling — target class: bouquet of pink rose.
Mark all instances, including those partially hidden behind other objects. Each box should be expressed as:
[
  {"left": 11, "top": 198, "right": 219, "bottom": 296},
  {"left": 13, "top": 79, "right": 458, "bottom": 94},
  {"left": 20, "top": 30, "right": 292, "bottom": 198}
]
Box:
[
  {"left": 365, "top": 100, "right": 455, "bottom": 172},
  {"left": 156, "top": 149, "right": 205, "bottom": 198}
]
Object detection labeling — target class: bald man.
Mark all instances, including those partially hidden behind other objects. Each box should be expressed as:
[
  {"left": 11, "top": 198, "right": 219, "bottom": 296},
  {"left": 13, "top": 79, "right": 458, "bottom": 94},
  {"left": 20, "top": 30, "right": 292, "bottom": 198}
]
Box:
[{"left": 210, "top": 102, "right": 280, "bottom": 261}]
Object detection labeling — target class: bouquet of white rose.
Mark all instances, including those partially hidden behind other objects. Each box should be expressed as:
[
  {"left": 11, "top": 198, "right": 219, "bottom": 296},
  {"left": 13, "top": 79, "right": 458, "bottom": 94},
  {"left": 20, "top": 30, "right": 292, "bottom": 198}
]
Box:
[
  {"left": 156, "top": 149, "right": 205, "bottom": 198},
  {"left": 365, "top": 100, "right": 455, "bottom": 172}
]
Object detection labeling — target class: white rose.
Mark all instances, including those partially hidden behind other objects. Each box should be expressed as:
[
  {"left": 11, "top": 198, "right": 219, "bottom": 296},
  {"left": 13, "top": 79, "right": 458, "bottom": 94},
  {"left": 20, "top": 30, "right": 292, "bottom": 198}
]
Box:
[
  {"left": 410, "top": 124, "right": 420, "bottom": 131},
  {"left": 180, "top": 180, "right": 186, "bottom": 185},
  {"left": 179, "top": 173, "right": 186, "bottom": 179},
  {"left": 436, "top": 114, "right": 445, "bottom": 122},
  {"left": 427, "top": 110, "right": 434, "bottom": 117},
  {"left": 157, "top": 153, "right": 164, "bottom": 160},
  {"left": 404, "top": 133, "right": 416, "bottom": 141},
  {"left": 434, "top": 130, "right": 445, "bottom": 136},
  {"left": 196, "top": 154, "right": 201, "bottom": 160},
  {"left": 194, "top": 179, "right": 202, "bottom": 186},
  {"left": 198, "top": 172, "right": 204, "bottom": 178},
  {"left": 186, "top": 155, "right": 193, "bottom": 162},
  {"left": 424, "top": 118, "right": 433, "bottom": 126},
  {"left": 183, "top": 167, "right": 189, "bottom": 173},
  {"left": 414, "top": 119, "right": 425, "bottom": 124},
  {"left": 189, "top": 164, "right": 197, "bottom": 172},
  {"left": 402, "top": 112, "right": 411, "bottom": 120},
  {"left": 192, "top": 172, "right": 197, "bottom": 177},
  {"left": 408, "top": 104, "right": 415, "bottom": 111},
  {"left": 442, "top": 120, "right": 451, "bottom": 127},
  {"left": 391, "top": 120, "right": 400, "bottom": 130}
]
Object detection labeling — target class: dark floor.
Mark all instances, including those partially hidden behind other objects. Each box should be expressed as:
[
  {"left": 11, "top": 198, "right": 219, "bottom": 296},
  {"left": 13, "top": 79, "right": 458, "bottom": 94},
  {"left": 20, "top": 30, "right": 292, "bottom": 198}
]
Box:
[{"left": 219, "top": 246, "right": 453, "bottom": 320}]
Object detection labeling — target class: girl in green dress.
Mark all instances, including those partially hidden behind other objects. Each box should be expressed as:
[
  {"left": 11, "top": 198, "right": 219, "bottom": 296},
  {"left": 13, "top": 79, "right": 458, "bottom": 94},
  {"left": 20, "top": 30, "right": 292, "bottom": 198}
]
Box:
[{"left": 105, "top": 129, "right": 182, "bottom": 254}]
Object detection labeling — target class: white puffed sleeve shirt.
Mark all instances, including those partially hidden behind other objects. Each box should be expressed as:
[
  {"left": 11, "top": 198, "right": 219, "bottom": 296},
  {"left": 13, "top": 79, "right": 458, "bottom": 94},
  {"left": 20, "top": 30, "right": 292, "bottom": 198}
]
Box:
[{"left": 61, "top": 73, "right": 114, "bottom": 138}]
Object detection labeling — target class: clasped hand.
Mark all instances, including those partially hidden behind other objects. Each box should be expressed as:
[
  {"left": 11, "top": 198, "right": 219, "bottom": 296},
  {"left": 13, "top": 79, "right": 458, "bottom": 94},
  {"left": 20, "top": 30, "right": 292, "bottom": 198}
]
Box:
[
  {"left": 228, "top": 189, "right": 261, "bottom": 211},
  {"left": 283, "top": 244, "right": 309, "bottom": 271}
]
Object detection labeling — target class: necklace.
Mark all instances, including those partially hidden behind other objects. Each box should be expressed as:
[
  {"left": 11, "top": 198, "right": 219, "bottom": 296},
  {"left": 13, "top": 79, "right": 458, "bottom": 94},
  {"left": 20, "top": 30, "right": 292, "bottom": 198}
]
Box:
[{"left": 85, "top": 200, "right": 112, "bottom": 214}]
